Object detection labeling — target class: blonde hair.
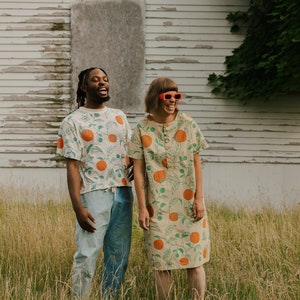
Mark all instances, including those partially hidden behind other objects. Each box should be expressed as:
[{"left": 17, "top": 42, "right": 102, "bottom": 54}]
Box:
[{"left": 145, "top": 77, "right": 178, "bottom": 114}]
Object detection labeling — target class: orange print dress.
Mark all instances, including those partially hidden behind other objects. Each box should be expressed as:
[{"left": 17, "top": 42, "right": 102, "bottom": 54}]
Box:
[
  {"left": 128, "top": 111, "right": 210, "bottom": 270},
  {"left": 56, "top": 107, "right": 132, "bottom": 194}
]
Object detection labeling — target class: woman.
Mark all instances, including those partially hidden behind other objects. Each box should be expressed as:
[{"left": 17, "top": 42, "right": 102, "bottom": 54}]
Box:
[{"left": 128, "top": 77, "right": 210, "bottom": 299}]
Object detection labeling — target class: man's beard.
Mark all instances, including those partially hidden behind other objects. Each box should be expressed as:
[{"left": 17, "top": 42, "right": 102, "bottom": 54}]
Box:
[{"left": 96, "top": 94, "right": 110, "bottom": 104}]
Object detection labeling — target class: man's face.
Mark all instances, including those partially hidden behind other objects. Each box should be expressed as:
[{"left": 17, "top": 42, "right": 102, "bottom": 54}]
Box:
[{"left": 83, "top": 69, "right": 110, "bottom": 105}]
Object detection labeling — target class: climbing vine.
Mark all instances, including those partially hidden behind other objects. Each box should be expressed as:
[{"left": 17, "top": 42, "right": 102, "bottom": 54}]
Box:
[{"left": 208, "top": 0, "right": 300, "bottom": 101}]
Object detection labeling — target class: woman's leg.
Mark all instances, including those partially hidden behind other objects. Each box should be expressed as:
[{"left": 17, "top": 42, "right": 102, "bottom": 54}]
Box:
[
  {"left": 155, "top": 270, "right": 173, "bottom": 300},
  {"left": 187, "top": 266, "right": 206, "bottom": 300}
]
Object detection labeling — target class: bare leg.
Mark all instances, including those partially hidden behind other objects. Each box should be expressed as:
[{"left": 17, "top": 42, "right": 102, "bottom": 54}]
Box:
[
  {"left": 155, "top": 270, "right": 173, "bottom": 300},
  {"left": 187, "top": 266, "right": 206, "bottom": 300}
]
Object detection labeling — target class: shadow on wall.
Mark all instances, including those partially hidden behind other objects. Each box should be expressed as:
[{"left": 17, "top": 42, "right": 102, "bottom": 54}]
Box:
[{"left": 71, "top": 0, "right": 145, "bottom": 113}]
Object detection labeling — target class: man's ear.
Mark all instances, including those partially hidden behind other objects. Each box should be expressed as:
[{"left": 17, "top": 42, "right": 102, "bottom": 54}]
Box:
[{"left": 80, "top": 83, "right": 87, "bottom": 93}]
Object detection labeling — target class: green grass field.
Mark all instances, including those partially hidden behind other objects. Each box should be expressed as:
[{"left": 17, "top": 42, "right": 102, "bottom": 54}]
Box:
[{"left": 0, "top": 199, "right": 299, "bottom": 299}]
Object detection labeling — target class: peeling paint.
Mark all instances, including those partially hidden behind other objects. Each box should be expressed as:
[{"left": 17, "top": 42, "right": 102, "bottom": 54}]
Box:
[
  {"left": 194, "top": 44, "right": 213, "bottom": 49},
  {"left": 51, "top": 23, "right": 66, "bottom": 31},
  {"left": 0, "top": 3, "right": 72, "bottom": 169},
  {"left": 146, "top": 57, "right": 199, "bottom": 64},
  {"left": 159, "top": 6, "right": 177, "bottom": 11},
  {"left": 156, "top": 36, "right": 180, "bottom": 41},
  {"left": 6, "top": 24, "right": 70, "bottom": 31},
  {"left": 1, "top": 0, "right": 300, "bottom": 171},
  {"left": 163, "top": 21, "right": 173, "bottom": 26}
]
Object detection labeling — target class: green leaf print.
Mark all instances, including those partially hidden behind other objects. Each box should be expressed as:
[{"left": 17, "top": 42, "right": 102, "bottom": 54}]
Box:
[
  {"left": 181, "top": 216, "right": 188, "bottom": 225},
  {"left": 147, "top": 150, "right": 155, "bottom": 160},
  {"left": 182, "top": 232, "right": 189, "bottom": 239},
  {"left": 178, "top": 248, "right": 184, "bottom": 254},
  {"left": 84, "top": 167, "right": 93, "bottom": 175},
  {"left": 159, "top": 203, "right": 166, "bottom": 209},
  {"left": 165, "top": 225, "right": 176, "bottom": 235},
  {"left": 163, "top": 249, "right": 171, "bottom": 260},
  {"left": 169, "top": 197, "right": 182, "bottom": 207},
  {"left": 86, "top": 144, "right": 93, "bottom": 154},
  {"left": 155, "top": 137, "right": 164, "bottom": 147},
  {"left": 107, "top": 169, "right": 115, "bottom": 179}
]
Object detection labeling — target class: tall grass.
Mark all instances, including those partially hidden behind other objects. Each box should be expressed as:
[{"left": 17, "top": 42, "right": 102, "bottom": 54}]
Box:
[{"left": 0, "top": 198, "right": 299, "bottom": 299}]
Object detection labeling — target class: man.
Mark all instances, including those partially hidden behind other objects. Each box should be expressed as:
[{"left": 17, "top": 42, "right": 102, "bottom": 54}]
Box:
[{"left": 56, "top": 67, "right": 133, "bottom": 299}]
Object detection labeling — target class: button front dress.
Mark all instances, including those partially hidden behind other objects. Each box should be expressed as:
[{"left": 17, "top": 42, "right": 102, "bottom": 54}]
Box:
[{"left": 128, "top": 111, "right": 210, "bottom": 270}]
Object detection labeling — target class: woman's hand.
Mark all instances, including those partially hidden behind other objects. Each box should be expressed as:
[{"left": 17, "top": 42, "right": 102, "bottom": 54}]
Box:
[
  {"left": 138, "top": 208, "right": 150, "bottom": 231},
  {"left": 192, "top": 197, "right": 205, "bottom": 222}
]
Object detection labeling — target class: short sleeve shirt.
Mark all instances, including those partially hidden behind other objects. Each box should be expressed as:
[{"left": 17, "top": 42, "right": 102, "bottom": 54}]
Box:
[{"left": 56, "top": 106, "right": 131, "bottom": 194}]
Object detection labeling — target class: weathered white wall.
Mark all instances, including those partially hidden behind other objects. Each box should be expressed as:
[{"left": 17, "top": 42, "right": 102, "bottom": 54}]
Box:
[
  {"left": 70, "top": 0, "right": 145, "bottom": 113},
  {"left": 0, "top": 0, "right": 299, "bottom": 208},
  {"left": 203, "top": 163, "right": 300, "bottom": 210}
]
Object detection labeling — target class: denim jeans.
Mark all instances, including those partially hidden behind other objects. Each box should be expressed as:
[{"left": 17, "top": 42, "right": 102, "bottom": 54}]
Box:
[{"left": 72, "top": 186, "right": 133, "bottom": 299}]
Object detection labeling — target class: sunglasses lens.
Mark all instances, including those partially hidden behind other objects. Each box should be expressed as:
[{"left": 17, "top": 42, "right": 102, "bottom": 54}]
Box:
[{"left": 159, "top": 92, "right": 182, "bottom": 101}]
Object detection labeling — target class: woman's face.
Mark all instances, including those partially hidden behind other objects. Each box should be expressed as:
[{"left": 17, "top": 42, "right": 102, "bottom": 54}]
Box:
[{"left": 157, "top": 91, "right": 181, "bottom": 116}]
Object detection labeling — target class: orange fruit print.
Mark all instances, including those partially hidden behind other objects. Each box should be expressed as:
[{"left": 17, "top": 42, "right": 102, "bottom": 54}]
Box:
[
  {"left": 179, "top": 257, "right": 189, "bottom": 265},
  {"left": 96, "top": 160, "right": 107, "bottom": 171},
  {"left": 57, "top": 138, "right": 64, "bottom": 149},
  {"left": 174, "top": 129, "right": 187, "bottom": 142},
  {"left": 162, "top": 158, "right": 167, "bottom": 168},
  {"left": 141, "top": 135, "right": 152, "bottom": 147},
  {"left": 81, "top": 129, "right": 94, "bottom": 141},
  {"left": 183, "top": 189, "right": 194, "bottom": 200},
  {"left": 115, "top": 115, "right": 124, "bottom": 125},
  {"left": 153, "top": 170, "right": 166, "bottom": 183},
  {"left": 125, "top": 156, "right": 130, "bottom": 166},
  {"left": 190, "top": 232, "right": 200, "bottom": 244},
  {"left": 108, "top": 134, "right": 117, "bottom": 143},
  {"left": 153, "top": 239, "right": 164, "bottom": 250},
  {"left": 169, "top": 212, "right": 178, "bottom": 221}
]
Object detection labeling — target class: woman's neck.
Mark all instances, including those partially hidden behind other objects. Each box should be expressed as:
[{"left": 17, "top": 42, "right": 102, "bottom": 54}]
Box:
[{"left": 152, "top": 111, "right": 177, "bottom": 124}]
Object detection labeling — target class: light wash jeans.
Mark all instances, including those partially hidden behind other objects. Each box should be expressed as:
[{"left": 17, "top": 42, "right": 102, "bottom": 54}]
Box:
[{"left": 72, "top": 186, "right": 133, "bottom": 300}]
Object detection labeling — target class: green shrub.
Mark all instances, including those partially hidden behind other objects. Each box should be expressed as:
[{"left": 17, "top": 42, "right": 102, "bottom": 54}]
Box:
[{"left": 208, "top": 0, "right": 300, "bottom": 101}]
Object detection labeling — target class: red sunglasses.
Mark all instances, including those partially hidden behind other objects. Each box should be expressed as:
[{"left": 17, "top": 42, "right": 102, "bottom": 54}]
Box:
[{"left": 159, "top": 91, "right": 183, "bottom": 101}]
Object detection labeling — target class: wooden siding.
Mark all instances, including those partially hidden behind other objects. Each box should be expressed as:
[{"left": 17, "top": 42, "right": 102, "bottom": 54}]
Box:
[
  {"left": 0, "top": 0, "right": 300, "bottom": 169},
  {"left": 144, "top": 0, "right": 300, "bottom": 164},
  {"left": 0, "top": 1, "right": 72, "bottom": 168}
]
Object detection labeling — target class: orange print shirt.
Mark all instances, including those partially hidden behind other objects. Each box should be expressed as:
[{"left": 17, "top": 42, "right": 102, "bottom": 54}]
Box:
[{"left": 56, "top": 107, "right": 131, "bottom": 194}]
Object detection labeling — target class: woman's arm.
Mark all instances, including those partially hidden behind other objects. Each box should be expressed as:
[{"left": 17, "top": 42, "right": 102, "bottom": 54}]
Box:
[
  {"left": 133, "top": 159, "right": 150, "bottom": 230},
  {"left": 193, "top": 153, "right": 205, "bottom": 221}
]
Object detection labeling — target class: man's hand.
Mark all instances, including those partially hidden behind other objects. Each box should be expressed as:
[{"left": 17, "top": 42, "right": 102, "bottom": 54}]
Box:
[
  {"left": 126, "top": 159, "right": 134, "bottom": 181},
  {"left": 75, "top": 207, "right": 96, "bottom": 232}
]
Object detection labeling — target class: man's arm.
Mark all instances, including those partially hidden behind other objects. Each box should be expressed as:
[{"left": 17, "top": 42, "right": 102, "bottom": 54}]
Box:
[{"left": 66, "top": 158, "right": 96, "bottom": 232}]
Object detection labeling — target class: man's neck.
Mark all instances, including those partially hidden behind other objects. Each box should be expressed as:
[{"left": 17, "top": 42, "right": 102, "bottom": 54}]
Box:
[{"left": 84, "top": 102, "right": 106, "bottom": 109}]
